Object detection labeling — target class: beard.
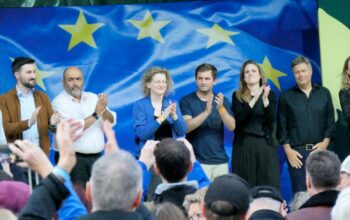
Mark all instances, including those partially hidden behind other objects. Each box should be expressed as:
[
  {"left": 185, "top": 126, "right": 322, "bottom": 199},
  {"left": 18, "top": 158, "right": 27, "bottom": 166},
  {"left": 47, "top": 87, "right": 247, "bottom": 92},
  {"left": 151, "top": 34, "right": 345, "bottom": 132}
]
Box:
[
  {"left": 21, "top": 79, "right": 36, "bottom": 89},
  {"left": 69, "top": 87, "right": 82, "bottom": 98}
]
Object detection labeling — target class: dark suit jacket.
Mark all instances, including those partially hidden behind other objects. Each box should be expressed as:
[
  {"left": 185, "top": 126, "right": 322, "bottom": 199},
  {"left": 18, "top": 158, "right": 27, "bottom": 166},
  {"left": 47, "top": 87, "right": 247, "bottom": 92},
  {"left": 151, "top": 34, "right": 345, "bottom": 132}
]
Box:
[{"left": 0, "top": 87, "right": 53, "bottom": 154}]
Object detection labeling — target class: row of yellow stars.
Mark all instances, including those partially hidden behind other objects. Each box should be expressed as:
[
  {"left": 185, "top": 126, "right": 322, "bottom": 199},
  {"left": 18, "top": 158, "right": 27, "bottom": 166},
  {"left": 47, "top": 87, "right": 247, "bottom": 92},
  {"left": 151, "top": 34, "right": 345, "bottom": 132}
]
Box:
[{"left": 37, "top": 10, "right": 286, "bottom": 90}]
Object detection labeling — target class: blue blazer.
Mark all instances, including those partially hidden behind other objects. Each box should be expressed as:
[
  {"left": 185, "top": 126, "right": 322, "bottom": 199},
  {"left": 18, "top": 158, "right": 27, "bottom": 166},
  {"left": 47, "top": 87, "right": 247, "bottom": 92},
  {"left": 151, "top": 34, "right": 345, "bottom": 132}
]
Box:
[{"left": 133, "top": 96, "right": 187, "bottom": 155}]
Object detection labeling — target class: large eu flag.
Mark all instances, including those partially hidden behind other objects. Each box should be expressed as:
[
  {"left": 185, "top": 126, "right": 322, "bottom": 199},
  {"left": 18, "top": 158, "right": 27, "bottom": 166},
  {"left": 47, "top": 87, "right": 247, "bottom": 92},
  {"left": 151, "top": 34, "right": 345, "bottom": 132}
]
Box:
[{"left": 0, "top": 0, "right": 320, "bottom": 156}]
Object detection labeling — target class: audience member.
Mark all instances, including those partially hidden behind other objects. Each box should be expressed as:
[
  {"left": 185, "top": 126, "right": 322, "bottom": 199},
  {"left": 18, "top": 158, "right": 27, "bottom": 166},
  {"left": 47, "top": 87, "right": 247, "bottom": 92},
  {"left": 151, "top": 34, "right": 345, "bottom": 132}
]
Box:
[
  {"left": 150, "top": 138, "right": 197, "bottom": 209},
  {"left": 0, "top": 181, "right": 30, "bottom": 214},
  {"left": 247, "top": 185, "right": 286, "bottom": 220},
  {"left": 338, "top": 155, "right": 350, "bottom": 190},
  {"left": 154, "top": 202, "right": 186, "bottom": 220},
  {"left": 0, "top": 209, "right": 17, "bottom": 220},
  {"left": 331, "top": 186, "right": 350, "bottom": 220},
  {"left": 286, "top": 150, "right": 341, "bottom": 220},
  {"left": 183, "top": 187, "right": 208, "bottom": 220},
  {"left": 203, "top": 174, "right": 251, "bottom": 220}
]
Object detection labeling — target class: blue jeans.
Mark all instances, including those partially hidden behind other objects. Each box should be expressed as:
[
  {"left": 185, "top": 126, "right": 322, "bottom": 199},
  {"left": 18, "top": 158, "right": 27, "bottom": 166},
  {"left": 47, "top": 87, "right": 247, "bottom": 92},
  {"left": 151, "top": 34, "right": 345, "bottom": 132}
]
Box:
[{"left": 287, "top": 146, "right": 312, "bottom": 194}]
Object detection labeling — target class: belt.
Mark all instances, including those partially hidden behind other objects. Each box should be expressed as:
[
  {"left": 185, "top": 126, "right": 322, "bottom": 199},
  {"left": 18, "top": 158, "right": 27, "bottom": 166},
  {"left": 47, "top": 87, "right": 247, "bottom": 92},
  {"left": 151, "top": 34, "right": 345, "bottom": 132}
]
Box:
[
  {"left": 76, "top": 152, "right": 101, "bottom": 157},
  {"left": 293, "top": 144, "right": 314, "bottom": 151}
]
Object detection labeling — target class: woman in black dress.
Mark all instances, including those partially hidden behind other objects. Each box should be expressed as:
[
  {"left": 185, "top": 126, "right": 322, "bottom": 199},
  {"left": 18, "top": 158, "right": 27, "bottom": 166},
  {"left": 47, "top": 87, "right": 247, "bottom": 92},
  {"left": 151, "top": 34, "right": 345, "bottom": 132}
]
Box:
[
  {"left": 231, "top": 60, "right": 280, "bottom": 189},
  {"left": 339, "top": 56, "right": 350, "bottom": 137}
]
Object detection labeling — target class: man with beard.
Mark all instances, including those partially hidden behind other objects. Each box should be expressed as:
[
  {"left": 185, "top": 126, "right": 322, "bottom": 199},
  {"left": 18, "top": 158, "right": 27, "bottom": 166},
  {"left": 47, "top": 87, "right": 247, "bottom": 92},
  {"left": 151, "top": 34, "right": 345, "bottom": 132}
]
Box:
[
  {"left": 179, "top": 63, "right": 235, "bottom": 180},
  {"left": 52, "top": 66, "right": 116, "bottom": 187},
  {"left": 0, "top": 57, "right": 59, "bottom": 155}
]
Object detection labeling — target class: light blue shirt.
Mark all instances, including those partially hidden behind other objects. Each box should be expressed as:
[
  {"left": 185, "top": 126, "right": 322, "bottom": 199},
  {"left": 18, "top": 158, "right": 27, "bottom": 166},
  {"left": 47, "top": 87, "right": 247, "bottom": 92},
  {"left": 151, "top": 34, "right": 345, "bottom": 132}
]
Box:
[
  {"left": 0, "top": 111, "right": 6, "bottom": 144},
  {"left": 16, "top": 86, "right": 40, "bottom": 146}
]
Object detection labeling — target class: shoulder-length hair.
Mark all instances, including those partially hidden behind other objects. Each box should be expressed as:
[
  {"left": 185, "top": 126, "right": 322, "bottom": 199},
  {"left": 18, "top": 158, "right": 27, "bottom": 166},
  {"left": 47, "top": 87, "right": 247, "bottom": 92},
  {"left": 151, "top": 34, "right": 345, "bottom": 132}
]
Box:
[
  {"left": 141, "top": 67, "right": 174, "bottom": 96},
  {"left": 236, "top": 60, "right": 266, "bottom": 103}
]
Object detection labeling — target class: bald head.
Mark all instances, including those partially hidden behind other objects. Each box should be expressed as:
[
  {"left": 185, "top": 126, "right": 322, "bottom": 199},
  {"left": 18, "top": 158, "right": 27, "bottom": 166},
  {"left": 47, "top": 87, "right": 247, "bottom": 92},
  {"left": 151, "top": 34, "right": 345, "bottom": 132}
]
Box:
[{"left": 62, "top": 67, "right": 83, "bottom": 99}]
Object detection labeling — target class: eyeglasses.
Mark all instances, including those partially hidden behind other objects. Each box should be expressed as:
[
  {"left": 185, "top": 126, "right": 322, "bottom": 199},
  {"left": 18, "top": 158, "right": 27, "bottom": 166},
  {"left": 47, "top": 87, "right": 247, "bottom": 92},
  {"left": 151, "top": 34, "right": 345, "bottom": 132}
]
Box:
[{"left": 151, "top": 80, "right": 167, "bottom": 85}]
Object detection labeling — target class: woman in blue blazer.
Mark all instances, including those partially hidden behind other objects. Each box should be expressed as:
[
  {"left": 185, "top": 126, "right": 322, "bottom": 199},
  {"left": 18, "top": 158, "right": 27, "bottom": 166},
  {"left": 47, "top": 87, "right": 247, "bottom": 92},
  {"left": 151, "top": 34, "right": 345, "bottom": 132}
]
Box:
[{"left": 133, "top": 67, "right": 187, "bottom": 156}]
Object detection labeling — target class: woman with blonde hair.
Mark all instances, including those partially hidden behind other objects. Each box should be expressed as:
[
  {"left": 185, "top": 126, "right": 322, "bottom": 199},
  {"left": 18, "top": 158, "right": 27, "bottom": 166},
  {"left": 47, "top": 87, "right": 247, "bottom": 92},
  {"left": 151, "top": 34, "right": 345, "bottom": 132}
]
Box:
[
  {"left": 133, "top": 67, "right": 187, "bottom": 156},
  {"left": 231, "top": 60, "right": 280, "bottom": 189},
  {"left": 339, "top": 56, "right": 350, "bottom": 136}
]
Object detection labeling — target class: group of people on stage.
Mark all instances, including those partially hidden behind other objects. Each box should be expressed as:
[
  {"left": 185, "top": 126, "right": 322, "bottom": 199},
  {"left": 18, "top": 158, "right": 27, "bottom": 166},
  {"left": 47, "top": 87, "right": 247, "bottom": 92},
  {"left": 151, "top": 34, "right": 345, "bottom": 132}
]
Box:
[
  {"left": 133, "top": 55, "right": 350, "bottom": 196},
  {"left": 1, "top": 55, "right": 350, "bottom": 193}
]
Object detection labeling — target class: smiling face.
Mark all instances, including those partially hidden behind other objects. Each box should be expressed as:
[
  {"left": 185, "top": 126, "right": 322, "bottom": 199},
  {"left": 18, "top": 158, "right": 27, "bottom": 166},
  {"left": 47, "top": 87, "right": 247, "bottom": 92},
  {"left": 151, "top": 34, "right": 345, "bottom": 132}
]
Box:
[
  {"left": 196, "top": 70, "right": 215, "bottom": 93},
  {"left": 292, "top": 62, "right": 312, "bottom": 87},
  {"left": 15, "top": 63, "right": 36, "bottom": 89},
  {"left": 243, "top": 63, "right": 261, "bottom": 86},
  {"left": 147, "top": 73, "right": 167, "bottom": 96}
]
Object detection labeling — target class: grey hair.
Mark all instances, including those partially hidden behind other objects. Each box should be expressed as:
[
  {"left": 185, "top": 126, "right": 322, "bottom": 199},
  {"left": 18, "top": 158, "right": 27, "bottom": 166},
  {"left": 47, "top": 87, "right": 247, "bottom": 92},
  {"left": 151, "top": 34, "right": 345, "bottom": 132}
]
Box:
[
  {"left": 306, "top": 150, "right": 341, "bottom": 189},
  {"left": 90, "top": 150, "right": 142, "bottom": 211}
]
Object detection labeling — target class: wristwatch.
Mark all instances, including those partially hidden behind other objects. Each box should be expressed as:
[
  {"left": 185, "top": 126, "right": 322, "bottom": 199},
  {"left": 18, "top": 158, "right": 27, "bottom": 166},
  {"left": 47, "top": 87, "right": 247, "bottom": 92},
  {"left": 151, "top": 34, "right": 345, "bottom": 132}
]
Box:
[{"left": 92, "top": 112, "right": 99, "bottom": 120}]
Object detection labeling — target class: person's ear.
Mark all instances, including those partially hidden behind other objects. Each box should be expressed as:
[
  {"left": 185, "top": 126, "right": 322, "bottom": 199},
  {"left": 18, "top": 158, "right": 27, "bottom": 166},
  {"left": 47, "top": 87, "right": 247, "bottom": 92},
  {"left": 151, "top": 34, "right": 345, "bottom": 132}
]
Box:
[
  {"left": 187, "top": 161, "right": 193, "bottom": 174},
  {"left": 132, "top": 190, "right": 142, "bottom": 209},
  {"left": 86, "top": 181, "right": 92, "bottom": 205},
  {"left": 154, "top": 163, "right": 161, "bottom": 176}
]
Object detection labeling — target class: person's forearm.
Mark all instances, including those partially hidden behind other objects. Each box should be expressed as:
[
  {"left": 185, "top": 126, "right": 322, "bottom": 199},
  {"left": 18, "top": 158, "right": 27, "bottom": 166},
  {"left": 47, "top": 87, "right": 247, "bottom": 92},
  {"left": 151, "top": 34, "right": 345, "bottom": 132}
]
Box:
[
  {"left": 218, "top": 107, "right": 235, "bottom": 131},
  {"left": 184, "top": 112, "right": 209, "bottom": 133}
]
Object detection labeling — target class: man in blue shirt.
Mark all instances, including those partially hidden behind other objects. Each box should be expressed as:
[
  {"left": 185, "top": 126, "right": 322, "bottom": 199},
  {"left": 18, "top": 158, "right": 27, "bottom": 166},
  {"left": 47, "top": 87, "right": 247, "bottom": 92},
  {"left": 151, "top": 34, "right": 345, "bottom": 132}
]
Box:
[{"left": 180, "top": 63, "right": 235, "bottom": 180}]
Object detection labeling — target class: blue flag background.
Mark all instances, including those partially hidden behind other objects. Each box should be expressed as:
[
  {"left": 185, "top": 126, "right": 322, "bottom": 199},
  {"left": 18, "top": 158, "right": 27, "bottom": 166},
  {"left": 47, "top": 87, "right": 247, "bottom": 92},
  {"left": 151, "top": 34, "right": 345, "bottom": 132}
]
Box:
[{"left": 0, "top": 0, "right": 320, "bottom": 162}]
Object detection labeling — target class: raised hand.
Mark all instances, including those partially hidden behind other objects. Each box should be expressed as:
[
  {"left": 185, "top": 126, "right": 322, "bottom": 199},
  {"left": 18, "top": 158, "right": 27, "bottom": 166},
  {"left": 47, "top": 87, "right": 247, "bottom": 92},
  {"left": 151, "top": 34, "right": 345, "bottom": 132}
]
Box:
[
  {"left": 103, "top": 121, "right": 119, "bottom": 154},
  {"left": 29, "top": 106, "right": 41, "bottom": 127}
]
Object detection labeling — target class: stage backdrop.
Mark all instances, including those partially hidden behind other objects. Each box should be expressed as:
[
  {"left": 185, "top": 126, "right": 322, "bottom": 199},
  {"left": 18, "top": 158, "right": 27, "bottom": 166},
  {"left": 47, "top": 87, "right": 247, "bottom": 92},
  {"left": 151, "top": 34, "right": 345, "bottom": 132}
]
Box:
[
  {"left": 0, "top": 0, "right": 320, "bottom": 158},
  {"left": 318, "top": 0, "right": 350, "bottom": 161}
]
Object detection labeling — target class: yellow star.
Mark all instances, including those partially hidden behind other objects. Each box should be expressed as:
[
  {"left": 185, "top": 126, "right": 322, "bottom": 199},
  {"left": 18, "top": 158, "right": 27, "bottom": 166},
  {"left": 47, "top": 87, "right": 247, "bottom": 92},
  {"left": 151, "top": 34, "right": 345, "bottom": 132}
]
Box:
[
  {"left": 260, "top": 56, "right": 287, "bottom": 91},
  {"left": 35, "top": 65, "right": 55, "bottom": 91},
  {"left": 59, "top": 11, "right": 104, "bottom": 50},
  {"left": 197, "top": 23, "right": 239, "bottom": 48},
  {"left": 128, "top": 10, "right": 171, "bottom": 43}
]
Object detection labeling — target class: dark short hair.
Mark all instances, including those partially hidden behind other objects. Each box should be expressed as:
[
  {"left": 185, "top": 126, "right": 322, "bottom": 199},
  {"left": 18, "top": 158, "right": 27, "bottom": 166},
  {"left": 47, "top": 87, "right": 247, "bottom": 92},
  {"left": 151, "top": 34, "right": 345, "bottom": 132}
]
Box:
[
  {"left": 12, "top": 57, "right": 35, "bottom": 74},
  {"left": 195, "top": 63, "right": 217, "bottom": 80},
  {"left": 291, "top": 56, "right": 311, "bottom": 69},
  {"left": 306, "top": 150, "right": 341, "bottom": 189},
  {"left": 154, "top": 138, "right": 191, "bottom": 183}
]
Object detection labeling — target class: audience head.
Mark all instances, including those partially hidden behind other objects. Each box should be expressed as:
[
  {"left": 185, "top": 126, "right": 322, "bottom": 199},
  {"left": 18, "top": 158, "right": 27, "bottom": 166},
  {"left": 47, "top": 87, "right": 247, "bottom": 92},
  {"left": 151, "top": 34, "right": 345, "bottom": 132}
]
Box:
[
  {"left": 87, "top": 150, "right": 142, "bottom": 212},
  {"left": 339, "top": 155, "right": 350, "bottom": 190},
  {"left": 0, "top": 209, "right": 17, "bottom": 220},
  {"left": 183, "top": 187, "right": 208, "bottom": 220},
  {"left": 331, "top": 186, "right": 350, "bottom": 220},
  {"left": 12, "top": 57, "right": 36, "bottom": 89},
  {"left": 0, "top": 181, "right": 30, "bottom": 214},
  {"left": 154, "top": 138, "right": 192, "bottom": 183},
  {"left": 341, "top": 56, "right": 350, "bottom": 89},
  {"left": 142, "top": 67, "right": 173, "bottom": 96},
  {"left": 154, "top": 202, "right": 186, "bottom": 220},
  {"left": 306, "top": 150, "right": 341, "bottom": 195},
  {"left": 62, "top": 67, "right": 84, "bottom": 99},
  {"left": 204, "top": 174, "right": 251, "bottom": 220},
  {"left": 247, "top": 185, "right": 285, "bottom": 220}
]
